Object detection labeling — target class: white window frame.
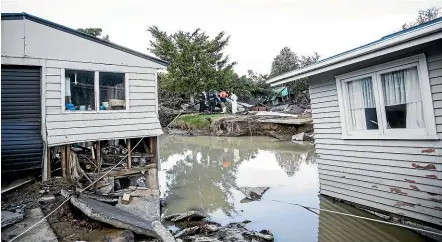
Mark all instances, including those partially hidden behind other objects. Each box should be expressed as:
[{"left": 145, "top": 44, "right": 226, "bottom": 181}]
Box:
[
  {"left": 336, "top": 54, "right": 437, "bottom": 140},
  {"left": 61, "top": 69, "right": 129, "bottom": 113}
]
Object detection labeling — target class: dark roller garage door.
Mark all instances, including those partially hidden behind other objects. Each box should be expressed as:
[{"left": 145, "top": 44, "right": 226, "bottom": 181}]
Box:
[{"left": 1, "top": 65, "right": 43, "bottom": 177}]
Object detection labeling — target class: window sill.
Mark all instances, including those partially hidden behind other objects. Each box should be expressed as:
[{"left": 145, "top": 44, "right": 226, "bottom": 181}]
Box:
[
  {"left": 98, "top": 109, "right": 129, "bottom": 113},
  {"left": 63, "top": 110, "right": 98, "bottom": 114},
  {"left": 341, "top": 134, "right": 440, "bottom": 140}
]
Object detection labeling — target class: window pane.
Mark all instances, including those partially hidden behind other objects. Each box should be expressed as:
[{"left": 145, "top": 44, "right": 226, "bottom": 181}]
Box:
[
  {"left": 99, "top": 72, "right": 126, "bottom": 110},
  {"left": 381, "top": 67, "right": 425, "bottom": 129},
  {"left": 65, "top": 70, "right": 95, "bottom": 111},
  {"left": 346, "top": 77, "right": 378, "bottom": 130}
]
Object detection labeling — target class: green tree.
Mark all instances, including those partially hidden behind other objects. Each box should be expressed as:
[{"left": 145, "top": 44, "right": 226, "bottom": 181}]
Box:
[
  {"left": 148, "top": 26, "right": 236, "bottom": 103},
  {"left": 402, "top": 7, "right": 441, "bottom": 30},
  {"left": 270, "top": 47, "right": 319, "bottom": 103},
  {"left": 77, "top": 27, "right": 110, "bottom": 41}
]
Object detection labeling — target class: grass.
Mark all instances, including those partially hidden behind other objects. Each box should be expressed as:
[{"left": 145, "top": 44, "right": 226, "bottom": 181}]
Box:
[{"left": 175, "top": 113, "right": 228, "bottom": 129}]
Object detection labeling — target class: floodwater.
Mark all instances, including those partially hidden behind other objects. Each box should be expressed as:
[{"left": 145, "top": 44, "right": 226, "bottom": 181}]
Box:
[{"left": 159, "top": 135, "right": 430, "bottom": 242}]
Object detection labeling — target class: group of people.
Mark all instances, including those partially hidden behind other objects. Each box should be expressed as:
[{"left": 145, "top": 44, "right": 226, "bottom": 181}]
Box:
[{"left": 199, "top": 89, "right": 238, "bottom": 114}]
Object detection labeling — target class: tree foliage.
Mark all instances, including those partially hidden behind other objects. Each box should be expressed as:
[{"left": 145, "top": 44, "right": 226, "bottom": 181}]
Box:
[
  {"left": 148, "top": 26, "right": 236, "bottom": 101},
  {"left": 402, "top": 7, "right": 441, "bottom": 30},
  {"left": 77, "top": 27, "right": 110, "bottom": 41},
  {"left": 270, "top": 47, "right": 319, "bottom": 78},
  {"left": 270, "top": 47, "right": 319, "bottom": 100}
]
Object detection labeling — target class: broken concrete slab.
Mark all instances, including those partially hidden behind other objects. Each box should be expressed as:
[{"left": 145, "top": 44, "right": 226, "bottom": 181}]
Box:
[
  {"left": 116, "top": 189, "right": 160, "bottom": 222},
  {"left": 151, "top": 221, "right": 176, "bottom": 242},
  {"left": 70, "top": 195, "right": 158, "bottom": 238},
  {"left": 164, "top": 211, "right": 208, "bottom": 222},
  {"left": 1, "top": 210, "right": 24, "bottom": 228},
  {"left": 1, "top": 208, "right": 58, "bottom": 242},
  {"left": 238, "top": 187, "right": 270, "bottom": 200}
]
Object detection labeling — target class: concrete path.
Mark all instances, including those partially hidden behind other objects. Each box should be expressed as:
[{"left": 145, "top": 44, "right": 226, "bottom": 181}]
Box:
[{"left": 1, "top": 208, "right": 58, "bottom": 242}]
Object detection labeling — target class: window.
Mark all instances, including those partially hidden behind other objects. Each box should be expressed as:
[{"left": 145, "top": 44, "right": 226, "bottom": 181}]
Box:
[
  {"left": 99, "top": 72, "right": 126, "bottom": 110},
  {"left": 65, "top": 70, "right": 95, "bottom": 111},
  {"left": 63, "top": 70, "right": 127, "bottom": 112},
  {"left": 336, "top": 54, "right": 437, "bottom": 139}
]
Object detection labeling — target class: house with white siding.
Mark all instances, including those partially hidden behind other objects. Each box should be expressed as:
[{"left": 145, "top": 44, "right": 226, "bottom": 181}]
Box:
[
  {"left": 1, "top": 13, "right": 166, "bottom": 184},
  {"left": 267, "top": 18, "right": 442, "bottom": 228}
]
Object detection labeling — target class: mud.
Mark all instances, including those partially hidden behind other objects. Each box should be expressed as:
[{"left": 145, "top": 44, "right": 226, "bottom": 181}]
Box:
[{"left": 168, "top": 115, "right": 314, "bottom": 141}]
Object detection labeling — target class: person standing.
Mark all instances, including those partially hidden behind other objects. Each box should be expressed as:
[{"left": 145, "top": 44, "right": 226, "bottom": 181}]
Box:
[
  {"left": 230, "top": 91, "right": 238, "bottom": 114},
  {"left": 199, "top": 91, "right": 207, "bottom": 113},
  {"left": 219, "top": 89, "right": 227, "bottom": 113},
  {"left": 208, "top": 90, "right": 216, "bottom": 113}
]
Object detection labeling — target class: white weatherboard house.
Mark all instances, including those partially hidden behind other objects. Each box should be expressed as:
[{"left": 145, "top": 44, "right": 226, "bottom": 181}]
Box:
[
  {"left": 1, "top": 13, "right": 166, "bottom": 181},
  {"left": 267, "top": 18, "right": 442, "bottom": 227}
]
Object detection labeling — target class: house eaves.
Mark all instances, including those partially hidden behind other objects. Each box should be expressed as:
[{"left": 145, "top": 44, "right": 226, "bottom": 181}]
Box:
[
  {"left": 266, "top": 17, "right": 442, "bottom": 87},
  {"left": 1, "top": 12, "right": 169, "bottom": 68}
]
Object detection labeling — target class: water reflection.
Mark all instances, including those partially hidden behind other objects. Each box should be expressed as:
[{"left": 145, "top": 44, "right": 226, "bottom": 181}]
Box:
[{"left": 159, "top": 135, "right": 428, "bottom": 242}]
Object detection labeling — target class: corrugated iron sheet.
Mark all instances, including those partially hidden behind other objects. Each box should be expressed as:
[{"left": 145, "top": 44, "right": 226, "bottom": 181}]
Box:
[{"left": 1, "top": 65, "right": 43, "bottom": 176}]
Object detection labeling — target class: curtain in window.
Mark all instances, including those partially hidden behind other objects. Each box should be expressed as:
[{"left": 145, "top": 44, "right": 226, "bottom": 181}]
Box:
[
  {"left": 381, "top": 67, "right": 425, "bottom": 128},
  {"left": 347, "top": 78, "right": 375, "bottom": 130}
]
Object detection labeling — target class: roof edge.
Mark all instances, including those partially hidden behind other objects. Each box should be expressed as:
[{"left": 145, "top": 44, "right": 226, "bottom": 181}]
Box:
[
  {"left": 267, "top": 17, "right": 442, "bottom": 85},
  {"left": 1, "top": 12, "right": 168, "bottom": 67}
]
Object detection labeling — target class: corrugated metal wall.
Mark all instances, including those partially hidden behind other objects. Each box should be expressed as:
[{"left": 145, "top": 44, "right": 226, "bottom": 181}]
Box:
[
  {"left": 1, "top": 65, "right": 42, "bottom": 175},
  {"left": 310, "top": 43, "right": 442, "bottom": 226}
]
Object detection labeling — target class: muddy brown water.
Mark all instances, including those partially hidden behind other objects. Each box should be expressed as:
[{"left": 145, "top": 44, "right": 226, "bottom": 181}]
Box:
[{"left": 159, "top": 135, "right": 430, "bottom": 242}]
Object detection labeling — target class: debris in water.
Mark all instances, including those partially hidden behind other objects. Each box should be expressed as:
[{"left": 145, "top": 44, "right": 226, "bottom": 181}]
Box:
[
  {"left": 172, "top": 221, "right": 274, "bottom": 242},
  {"left": 238, "top": 187, "right": 270, "bottom": 200},
  {"left": 164, "top": 211, "right": 208, "bottom": 222}
]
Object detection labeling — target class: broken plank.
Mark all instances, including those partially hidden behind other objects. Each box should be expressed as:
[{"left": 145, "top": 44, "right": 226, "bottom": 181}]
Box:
[
  {"left": 127, "top": 139, "right": 132, "bottom": 169},
  {"left": 61, "top": 145, "right": 67, "bottom": 177},
  {"left": 86, "top": 164, "right": 156, "bottom": 178},
  {"left": 1, "top": 178, "right": 33, "bottom": 194}
]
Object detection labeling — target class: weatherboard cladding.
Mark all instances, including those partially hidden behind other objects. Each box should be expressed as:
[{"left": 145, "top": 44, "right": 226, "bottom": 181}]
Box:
[
  {"left": 1, "top": 12, "right": 168, "bottom": 67},
  {"left": 45, "top": 66, "right": 162, "bottom": 146},
  {"left": 318, "top": 196, "right": 426, "bottom": 242},
  {"left": 310, "top": 45, "right": 442, "bottom": 225}
]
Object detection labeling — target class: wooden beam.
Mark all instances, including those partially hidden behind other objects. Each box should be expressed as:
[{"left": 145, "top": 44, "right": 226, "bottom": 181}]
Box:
[
  {"left": 66, "top": 144, "right": 71, "bottom": 176},
  {"left": 142, "top": 138, "right": 150, "bottom": 153},
  {"left": 127, "top": 138, "right": 132, "bottom": 169},
  {"left": 61, "top": 145, "right": 66, "bottom": 177},
  {"left": 86, "top": 164, "right": 156, "bottom": 178},
  {"left": 96, "top": 141, "right": 101, "bottom": 172},
  {"left": 47, "top": 147, "right": 51, "bottom": 179},
  {"left": 148, "top": 136, "right": 158, "bottom": 165}
]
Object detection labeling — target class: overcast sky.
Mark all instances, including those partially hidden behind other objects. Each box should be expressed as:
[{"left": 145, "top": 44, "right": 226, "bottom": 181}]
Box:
[{"left": 2, "top": 0, "right": 442, "bottom": 74}]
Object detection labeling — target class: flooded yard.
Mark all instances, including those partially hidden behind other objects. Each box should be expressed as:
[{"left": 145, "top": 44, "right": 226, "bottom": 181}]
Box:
[{"left": 159, "top": 135, "right": 429, "bottom": 242}]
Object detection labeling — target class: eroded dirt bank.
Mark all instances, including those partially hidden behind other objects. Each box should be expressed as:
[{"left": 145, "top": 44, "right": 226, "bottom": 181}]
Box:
[{"left": 168, "top": 113, "right": 314, "bottom": 141}]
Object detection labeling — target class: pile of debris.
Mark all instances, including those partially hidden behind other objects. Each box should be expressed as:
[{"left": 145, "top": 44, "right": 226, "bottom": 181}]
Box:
[{"left": 163, "top": 186, "right": 274, "bottom": 242}]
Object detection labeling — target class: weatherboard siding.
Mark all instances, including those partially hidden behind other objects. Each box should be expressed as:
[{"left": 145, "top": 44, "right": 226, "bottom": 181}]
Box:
[
  {"left": 310, "top": 50, "right": 442, "bottom": 225},
  {"left": 45, "top": 66, "right": 162, "bottom": 146}
]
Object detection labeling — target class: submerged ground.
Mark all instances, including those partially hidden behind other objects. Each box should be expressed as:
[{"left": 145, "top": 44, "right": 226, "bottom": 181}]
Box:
[{"left": 159, "top": 135, "right": 430, "bottom": 242}]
